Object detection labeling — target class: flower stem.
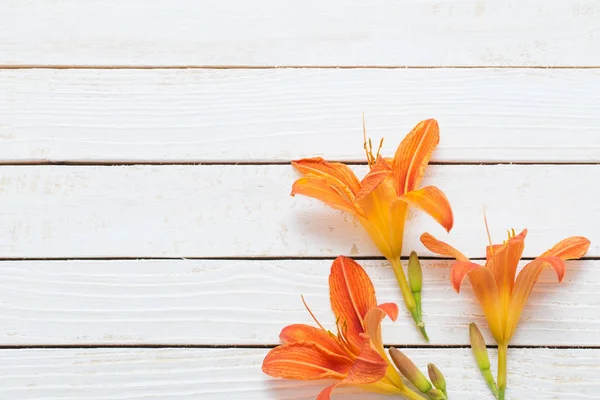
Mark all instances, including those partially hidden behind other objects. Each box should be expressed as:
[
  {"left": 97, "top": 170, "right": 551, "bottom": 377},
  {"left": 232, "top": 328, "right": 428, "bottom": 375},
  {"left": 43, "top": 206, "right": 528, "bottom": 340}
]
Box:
[
  {"left": 497, "top": 343, "right": 508, "bottom": 400},
  {"left": 390, "top": 258, "right": 429, "bottom": 341}
]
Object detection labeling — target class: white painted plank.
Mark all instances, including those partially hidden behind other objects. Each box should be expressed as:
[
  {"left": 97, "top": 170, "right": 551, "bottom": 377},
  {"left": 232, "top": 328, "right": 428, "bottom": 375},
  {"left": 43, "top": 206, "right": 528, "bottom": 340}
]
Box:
[
  {"left": 1, "top": 1, "right": 600, "bottom": 66},
  {"left": 0, "top": 348, "right": 596, "bottom": 399},
  {"left": 0, "top": 259, "right": 596, "bottom": 346},
  {"left": 1, "top": 68, "right": 600, "bottom": 163},
  {"left": 0, "top": 165, "right": 596, "bottom": 258}
]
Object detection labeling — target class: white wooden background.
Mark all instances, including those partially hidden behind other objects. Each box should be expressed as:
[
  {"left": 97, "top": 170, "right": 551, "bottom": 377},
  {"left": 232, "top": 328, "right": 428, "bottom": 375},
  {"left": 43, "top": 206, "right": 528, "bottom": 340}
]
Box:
[{"left": 0, "top": 1, "right": 599, "bottom": 399}]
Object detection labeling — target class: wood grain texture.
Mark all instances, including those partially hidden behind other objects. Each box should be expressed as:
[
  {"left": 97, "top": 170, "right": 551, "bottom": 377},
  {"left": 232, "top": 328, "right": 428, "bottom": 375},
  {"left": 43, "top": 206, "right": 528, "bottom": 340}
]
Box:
[
  {"left": 0, "top": 164, "right": 596, "bottom": 258},
  {"left": 1, "top": 1, "right": 600, "bottom": 67},
  {"left": 0, "top": 259, "right": 596, "bottom": 346},
  {"left": 1, "top": 68, "right": 600, "bottom": 163},
  {"left": 0, "top": 347, "right": 597, "bottom": 399}
]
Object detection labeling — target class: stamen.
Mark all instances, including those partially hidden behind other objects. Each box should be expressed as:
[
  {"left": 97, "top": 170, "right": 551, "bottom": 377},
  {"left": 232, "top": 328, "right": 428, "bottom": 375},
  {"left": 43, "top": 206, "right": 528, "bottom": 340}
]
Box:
[
  {"left": 375, "top": 137, "right": 384, "bottom": 160},
  {"left": 362, "top": 113, "right": 371, "bottom": 165},
  {"left": 483, "top": 207, "right": 494, "bottom": 256},
  {"left": 301, "top": 295, "right": 327, "bottom": 332}
]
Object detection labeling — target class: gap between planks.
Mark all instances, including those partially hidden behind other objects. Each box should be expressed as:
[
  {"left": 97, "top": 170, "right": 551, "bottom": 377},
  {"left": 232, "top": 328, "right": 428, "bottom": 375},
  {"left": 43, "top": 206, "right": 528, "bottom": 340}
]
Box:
[
  {"left": 0, "top": 256, "right": 598, "bottom": 261},
  {"left": 0, "top": 344, "right": 596, "bottom": 350},
  {"left": 2, "top": 65, "right": 600, "bottom": 70},
  {"left": 0, "top": 162, "right": 598, "bottom": 167}
]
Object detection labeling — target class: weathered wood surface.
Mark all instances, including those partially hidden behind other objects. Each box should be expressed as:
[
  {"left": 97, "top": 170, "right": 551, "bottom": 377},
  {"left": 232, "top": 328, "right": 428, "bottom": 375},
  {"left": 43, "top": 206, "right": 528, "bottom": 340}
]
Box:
[
  {"left": 0, "top": 259, "right": 595, "bottom": 346},
  {"left": 1, "top": 0, "right": 599, "bottom": 67},
  {"left": 0, "top": 348, "right": 597, "bottom": 399},
  {"left": 1, "top": 69, "right": 599, "bottom": 163},
  {"left": 0, "top": 165, "right": 596, "bottom": 258}
]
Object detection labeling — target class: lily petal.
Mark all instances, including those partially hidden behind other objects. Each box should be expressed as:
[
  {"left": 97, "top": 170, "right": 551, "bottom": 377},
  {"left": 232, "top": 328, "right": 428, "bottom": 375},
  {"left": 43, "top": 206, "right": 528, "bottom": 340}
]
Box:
[
  {"left": 505, "top": 256, "right": 565, "bottom": 342},
  {"left": 487, "top": 229, "right": 527, "bottom": 294},
  {"left": 452, "top": 262, "right": 504, "bottom": 343},
  {"left": 392, "top": 119, "right": 440, "bottom": 194},
  {"left": 291, "top": 176, "right": 360, "bottom": 216},
  {"left": 292, "top": 157, "right": 361, "bottom": 195},
  {"left": 450, "top": 261, "right": 486, "bottom": 292},
  {"left": 316, "top": 384, "right": 336, "bottom": 400},
  {"left": 329, "top": 256, "right": 377, "bottom": 351},
  {"left": 400, "top": 186, "right": 454, "bottom": 232},
  {"left": 420, "top": 233, "right": 469, "bottom": 262},
  {"left": 486, "top": 245, "right": 504, "bottom": 261},
  {"left": 357, "top": 177, "right": 402, "bottom": 260},
  {"left": 262, "top": 342, "right": 353, "bottom": 380},
  {"left": 344, "top": 334, "right": 388, "bottom": 385},
  {"left": 357, "top": 156, "right": 393, "bottom": 200},
  {"left": 376, "top": 302, "right": 399, "bottom": 322},
  {"left": 540, "top": 236, "right": 591, "bottom": 260},
  {"left": 363, "top": 307, "right": 387, "bottom": 353},
  {"left": 280, "top": 324, "right": 346, "bottom": 356}
]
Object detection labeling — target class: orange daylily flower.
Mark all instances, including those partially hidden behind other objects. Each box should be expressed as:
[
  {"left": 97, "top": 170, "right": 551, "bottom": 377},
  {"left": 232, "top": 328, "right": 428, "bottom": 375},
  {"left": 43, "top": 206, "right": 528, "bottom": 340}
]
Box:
[
  {"left": 421, "top": 225, "right": 590, "bottom": 399},
  {"left": 262, "top": 256, "right": 425, "bottom": 400},
  {"left": 291, "top": 119, "right": 454, "bottom": 338}
]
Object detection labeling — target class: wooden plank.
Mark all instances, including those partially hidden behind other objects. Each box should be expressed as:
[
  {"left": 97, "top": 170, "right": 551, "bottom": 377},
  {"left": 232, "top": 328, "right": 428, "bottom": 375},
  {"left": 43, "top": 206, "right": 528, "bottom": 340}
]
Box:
[
  {"left": 0, "top": 348, "right": 596, "bottom": 399},
  {"left": 1, "top": 68, "right": 599, "bottom": 163},
  {"left": 0, "top": 259, "right": 596, "bottom": 346},
  {"left": 1, "top": 1, "right": 599, "bottom": 67},
  {"left": 0, "top": 164, "right": 596, "bottom": 258}
]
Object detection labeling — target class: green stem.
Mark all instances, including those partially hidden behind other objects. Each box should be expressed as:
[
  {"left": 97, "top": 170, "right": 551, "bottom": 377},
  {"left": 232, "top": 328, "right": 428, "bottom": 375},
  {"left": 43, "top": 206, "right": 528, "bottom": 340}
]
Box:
[
  {"left": 390, "top": 258, "right": 416, "bottom": 313},
  {"left": 497, "top": 343, "right": 508, "bottom": 400},
  {"left": 390, "top": 258, "right": 429, "bottom": 341}
]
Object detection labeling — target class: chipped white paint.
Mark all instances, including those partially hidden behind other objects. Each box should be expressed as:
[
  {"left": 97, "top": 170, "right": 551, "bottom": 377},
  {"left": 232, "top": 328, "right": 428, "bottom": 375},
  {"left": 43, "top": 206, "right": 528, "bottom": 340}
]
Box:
[
  {"left": 0, "top": 348, "right": 597, "bottom": 399},
  {"left": 0, "top": 259, "right": 596, "bottom": 347},
  {"left": 1, "top": 0, "right": 600, "bottom": 66},
  {"left": 0, "top": 165, "right": 596, "bottom": 258},
  {"left": 1, "top": 68, "right": 600, "bottom": 163}
]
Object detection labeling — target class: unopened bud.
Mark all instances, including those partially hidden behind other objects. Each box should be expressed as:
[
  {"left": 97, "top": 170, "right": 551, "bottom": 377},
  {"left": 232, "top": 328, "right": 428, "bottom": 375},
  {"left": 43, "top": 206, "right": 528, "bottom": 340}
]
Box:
[
  {"left": 389, "top": 347, "right": 432, "bottom": 393},
  {"left": 428, "top": 388, "right": 446, "bottom": 400},
  {"left": 469, "top": 322, "right": 490, "bottom": 370},
  {"left": 427, "top": 363, "right": 447, "bottom": 394},
  {"left": 408, "top": 251, "right": 423, "bottom": 293},
  {"left": 469, "top": 323, "right": 498, "bottom": 398}
]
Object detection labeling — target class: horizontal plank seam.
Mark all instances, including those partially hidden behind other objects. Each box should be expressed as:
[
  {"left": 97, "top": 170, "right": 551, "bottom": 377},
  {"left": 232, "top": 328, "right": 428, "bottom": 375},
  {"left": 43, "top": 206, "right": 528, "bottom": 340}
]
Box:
[
  {"left": 2, "top": 65, "right": 600, "bottom": 70},
  {"left": 0, "top": 256, "right": 597, "bottom": 261},
  {"left": 0, "top": 344, "right": 595, "bottom": 350},
  {"left": 0, "top": 162, "right": 598, "bottom": 167}
]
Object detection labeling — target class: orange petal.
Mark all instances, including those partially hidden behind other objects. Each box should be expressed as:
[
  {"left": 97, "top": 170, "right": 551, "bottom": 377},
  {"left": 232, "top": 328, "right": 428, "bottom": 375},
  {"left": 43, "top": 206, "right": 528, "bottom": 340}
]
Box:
[
  {"left": 392, "top": 119, "right": 440, "bottom": 194},
  {"left": 450, "top": 261, "right": 486, "bottom": 292},
  {"left": 343, "top": 334, "right": 388, "bottom": 385},
  {"left": 400, "top": 186, "right": 454, "bottom": 232},
  {"left": 292, "top": 157, "right": 361, "bottom": 195},
  {"left": 487, "top": 229, "right": 527, "bottom": 294},
  {"left": 505, "top": 256, "right": 565, "bottom": 342},
  {"left": 376, "top": 302, "right": 399, "bottom": 322},
  {"left": 420, "top": 233, "right": 469, "bottom": 261},
  {"left": 486, "top": 245, "right": 504, "bottom": 261},
  {"left": 262, "top": 342, "right": 353, "bottom": 380},
  {"left": 291, "top": 176, "right": 360, "bottom": 215},
  {"left": 357, "top": 156, "right": 393, "bottom": 199},
  {"left": 280, "top": 324, "right": 345, "bottom": 356},
  {"left": 356, "top": 175, "right": 403, "bottom": 259},
  {"left": 540, "top": 236, "right": 591, "bottom": 260},
  {"left": 329, "top": 256, "right": 377, "bottom": 352},
  {"left": 452, "top": 262, "right": 504, "bottom": 343},
  {"left": 316, "top": 384, "right": 336, "bottom": 400}
]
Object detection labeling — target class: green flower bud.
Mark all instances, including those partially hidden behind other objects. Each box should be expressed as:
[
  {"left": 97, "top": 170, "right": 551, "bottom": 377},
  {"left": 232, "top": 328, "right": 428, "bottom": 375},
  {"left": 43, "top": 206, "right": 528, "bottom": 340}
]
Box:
[
  {"left": 427, "top": 363, "right": 447, "bottom": 394},
  {"left": 469, "top": 323, "right": 498, "bottom": 398},
  {"left": 428, "top": 388, "right": 446, "bottom": 400},
  {"left": 389, "top": 347, "right": 432, "bottom": 394},
  {"left": 408, "top": 251, "right": 423, "bottom": 294}
]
